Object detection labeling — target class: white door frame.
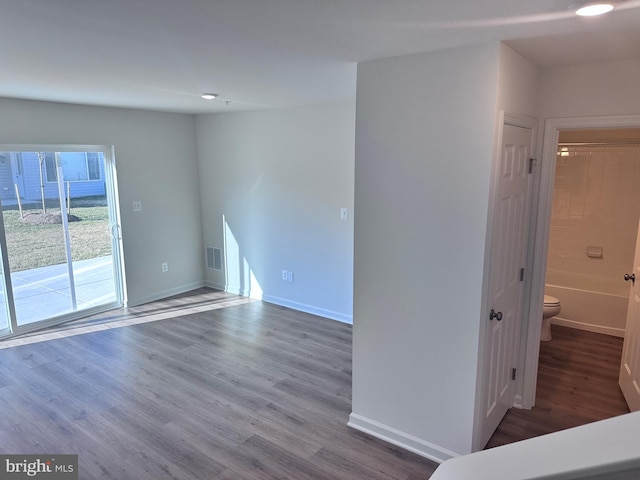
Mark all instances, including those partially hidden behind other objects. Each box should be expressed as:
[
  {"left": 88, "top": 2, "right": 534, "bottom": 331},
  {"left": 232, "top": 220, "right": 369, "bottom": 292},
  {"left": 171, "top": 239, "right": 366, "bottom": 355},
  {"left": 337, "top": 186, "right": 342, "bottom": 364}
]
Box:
[{"left": 520, "top": 114, "right": 640, "bottom": 408}]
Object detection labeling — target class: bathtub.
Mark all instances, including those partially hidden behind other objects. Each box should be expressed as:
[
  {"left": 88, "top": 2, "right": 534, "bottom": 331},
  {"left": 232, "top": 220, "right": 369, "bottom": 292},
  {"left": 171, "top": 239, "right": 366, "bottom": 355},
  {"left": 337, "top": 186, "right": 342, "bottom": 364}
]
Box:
[{"left": 545, "top": 271, "right": 630, "bottom": 337}]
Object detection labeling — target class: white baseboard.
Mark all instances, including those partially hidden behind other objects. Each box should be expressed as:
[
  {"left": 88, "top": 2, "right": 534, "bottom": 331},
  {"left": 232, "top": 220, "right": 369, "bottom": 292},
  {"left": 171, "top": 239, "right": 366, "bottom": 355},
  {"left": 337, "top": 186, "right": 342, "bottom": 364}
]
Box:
[
  {"left": 347, "top": 413, "right": 458, "bottom": 464},
  {"left": 203, "top": 283, "right": 353, "bottom": 324},
  {"left": 205, "top": 280, "right": 226, "bottom": 292},
  {"left": 262, "top": 294, "right": 352, "bottom": 324},
  {"left": 209, "top": 282, "right": 265, "bottom": 300},
  {"left": 127, "top": 281, "right": 206, "bottom": 307},
  {"left": 551, "top": 317, "right": 624, "bottom": 338}
]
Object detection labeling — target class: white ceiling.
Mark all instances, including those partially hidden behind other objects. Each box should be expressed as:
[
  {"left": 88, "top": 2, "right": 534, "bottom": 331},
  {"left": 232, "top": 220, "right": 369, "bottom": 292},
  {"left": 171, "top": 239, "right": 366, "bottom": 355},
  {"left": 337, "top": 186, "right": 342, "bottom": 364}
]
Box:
[{"left": 1, "top": 0, "right": 639, "bottom": 114}]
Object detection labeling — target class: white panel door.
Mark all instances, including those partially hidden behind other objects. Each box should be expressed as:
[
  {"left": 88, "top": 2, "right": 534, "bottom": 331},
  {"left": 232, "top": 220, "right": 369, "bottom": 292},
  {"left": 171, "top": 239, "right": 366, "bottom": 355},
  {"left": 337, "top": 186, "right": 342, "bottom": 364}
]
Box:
[
  {"left": 619, "top": 219, "right": 640, "bottom": 411},
  {"left": 478, "top": 123, "right": 533, "bottom": 448}
]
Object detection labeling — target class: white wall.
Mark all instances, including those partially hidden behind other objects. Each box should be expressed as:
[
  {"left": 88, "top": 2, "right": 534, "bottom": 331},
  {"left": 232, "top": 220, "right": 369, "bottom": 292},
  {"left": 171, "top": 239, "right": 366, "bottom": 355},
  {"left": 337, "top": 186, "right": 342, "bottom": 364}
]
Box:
[
  {"left": 196, "top": 103, "right": 355, "bottom": 323},
  {"left": 497, "top": 43, "right": 539, "bottom": 117},
  {"left": 350, "top": 44, "right": 502, "bottom": 459},
  {"left": 0, "top": 97, "right": 204, "bottom": 306},
  {"left": 538, "top": 59, "right": 640, "bottom": 119}
]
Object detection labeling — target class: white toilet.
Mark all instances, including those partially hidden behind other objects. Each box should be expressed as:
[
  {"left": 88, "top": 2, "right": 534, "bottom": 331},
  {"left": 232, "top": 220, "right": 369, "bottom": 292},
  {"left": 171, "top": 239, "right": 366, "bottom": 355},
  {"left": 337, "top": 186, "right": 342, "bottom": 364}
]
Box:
[{"left": 541, "top": 294, "right": 561, "bottom": 341}]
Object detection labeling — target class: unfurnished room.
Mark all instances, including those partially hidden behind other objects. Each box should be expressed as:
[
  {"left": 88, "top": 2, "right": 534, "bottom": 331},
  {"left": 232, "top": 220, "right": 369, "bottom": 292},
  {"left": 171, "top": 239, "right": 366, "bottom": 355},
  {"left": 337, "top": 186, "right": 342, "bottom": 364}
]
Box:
[{"left": 0, "top": 1, "right": 639, "bottom": 479}]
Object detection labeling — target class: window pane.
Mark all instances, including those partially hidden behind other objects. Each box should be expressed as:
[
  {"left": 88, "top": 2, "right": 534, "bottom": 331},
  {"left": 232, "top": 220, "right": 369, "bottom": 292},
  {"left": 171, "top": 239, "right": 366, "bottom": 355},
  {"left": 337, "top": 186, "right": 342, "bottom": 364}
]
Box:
[
  {"left": 0, "top": 146, "right": 122, "bottom": 335},
  {"left": 60, "top": 152, "right": 88, "bottom": 181},
  {"left": 44, "top": 153, "right": 57, "bottom": 182},
  {"left": 87, "top": 152, "right": 101, "bottom": 180}
]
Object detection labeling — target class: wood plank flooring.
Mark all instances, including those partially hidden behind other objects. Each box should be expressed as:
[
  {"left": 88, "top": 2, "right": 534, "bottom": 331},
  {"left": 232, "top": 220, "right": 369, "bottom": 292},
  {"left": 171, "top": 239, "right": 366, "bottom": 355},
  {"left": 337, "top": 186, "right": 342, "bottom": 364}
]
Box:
[
  {"left": 0, "top": 289, "right": 438, "bottom": 479},
  {"left": 486, "top": 324, "right": 630, "bottom": 448},
  {"left": 2, "top": 289, "right": 629, "bottom": 477}
]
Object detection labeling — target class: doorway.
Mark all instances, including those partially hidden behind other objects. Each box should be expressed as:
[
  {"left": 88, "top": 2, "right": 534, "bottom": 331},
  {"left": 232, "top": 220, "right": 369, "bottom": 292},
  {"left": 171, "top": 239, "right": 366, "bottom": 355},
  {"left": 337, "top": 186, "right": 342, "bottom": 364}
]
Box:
[
  {"left": 546, "top": 128, "right": 640, "bottom": 338},
  {"left": 522, "top": 115, "right": 640, "bottom": 411},
  {"left": 0, "top": 145, "right": 124, "bottom": 338}
]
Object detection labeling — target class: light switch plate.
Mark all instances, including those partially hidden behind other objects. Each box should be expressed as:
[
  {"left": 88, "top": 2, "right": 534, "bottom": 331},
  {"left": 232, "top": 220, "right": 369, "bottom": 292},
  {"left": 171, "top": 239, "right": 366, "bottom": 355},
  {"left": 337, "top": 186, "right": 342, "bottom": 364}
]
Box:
[{"left": 340, "top": 208, "right": 348, "bottom": 220}]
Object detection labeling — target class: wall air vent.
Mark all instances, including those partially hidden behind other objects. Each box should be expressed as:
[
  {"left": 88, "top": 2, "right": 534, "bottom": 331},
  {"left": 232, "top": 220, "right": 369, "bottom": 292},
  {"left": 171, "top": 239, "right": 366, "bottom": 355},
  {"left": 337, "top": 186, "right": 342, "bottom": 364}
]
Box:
[{"left": 206, "top": 246, "right": 222, "bottom": 270}]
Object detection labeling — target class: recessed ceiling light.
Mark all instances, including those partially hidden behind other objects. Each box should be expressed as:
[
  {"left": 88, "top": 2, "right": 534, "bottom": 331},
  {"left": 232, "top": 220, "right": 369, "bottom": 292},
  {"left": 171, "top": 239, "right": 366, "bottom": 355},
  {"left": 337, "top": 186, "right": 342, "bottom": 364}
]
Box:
[
  {"left": 575, "top": 3, "right": 615, "bottom": 16},
  {"left": 200, "top": 93, "right": 218, "bottom": 100}
]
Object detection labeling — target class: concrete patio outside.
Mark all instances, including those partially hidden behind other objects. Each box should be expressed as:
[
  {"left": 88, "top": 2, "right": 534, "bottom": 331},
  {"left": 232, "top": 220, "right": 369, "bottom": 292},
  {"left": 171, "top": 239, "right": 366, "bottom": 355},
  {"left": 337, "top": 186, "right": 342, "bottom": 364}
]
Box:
[{"left": 0, "top": 255, "right": 116, "bottom": 328}]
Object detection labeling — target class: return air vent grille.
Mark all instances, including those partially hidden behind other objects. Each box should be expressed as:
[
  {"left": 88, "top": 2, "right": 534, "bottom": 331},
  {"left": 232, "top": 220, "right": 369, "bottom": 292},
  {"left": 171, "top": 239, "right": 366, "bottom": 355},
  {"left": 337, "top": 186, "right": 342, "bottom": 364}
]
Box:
[{"left": 206, "top": 246, "right": 222, "bottom": 270}]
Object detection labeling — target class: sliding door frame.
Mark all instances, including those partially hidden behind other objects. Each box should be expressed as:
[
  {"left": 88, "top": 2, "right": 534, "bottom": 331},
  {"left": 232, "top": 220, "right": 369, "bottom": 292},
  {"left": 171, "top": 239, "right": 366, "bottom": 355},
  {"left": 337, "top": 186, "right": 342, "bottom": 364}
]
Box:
[{"left": 0, "top": 144, "right": 125, "bottom": 338}]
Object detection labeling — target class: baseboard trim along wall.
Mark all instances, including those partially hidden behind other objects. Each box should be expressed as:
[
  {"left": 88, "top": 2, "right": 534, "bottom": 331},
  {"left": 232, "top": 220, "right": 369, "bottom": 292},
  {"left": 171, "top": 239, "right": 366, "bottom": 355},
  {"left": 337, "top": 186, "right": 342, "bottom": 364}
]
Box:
[
  {"left": 551, "top": 317, "right": 624, "bottom": 338},
  {"left": 128, "top": 281, "right": 206, "bottom": 307},
  {"left": 205, "top": 280, "right": 227, "bottom": 292},
  {"left": 261, "top": 294, "right": 353, "bottom": 324},
  {"left": 347, "top": 413, "right": 458, "bottom": 464},
  {"left": 203, "top": 283, "right": 353, "bottom": 324}
]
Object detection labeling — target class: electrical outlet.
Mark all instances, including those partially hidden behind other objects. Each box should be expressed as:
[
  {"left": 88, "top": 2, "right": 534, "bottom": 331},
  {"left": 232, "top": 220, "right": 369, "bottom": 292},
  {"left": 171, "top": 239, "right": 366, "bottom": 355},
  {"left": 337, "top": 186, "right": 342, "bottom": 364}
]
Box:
[
  {"left": 287, "top": 271, "right": 294, "bottom": 282},
  {"left": 282, "top": 269, "right": 288, "bottom": 280},
  {"left": 162, "top": 262, "right": 168, "bottom": 273},
  {"left": 133, "top": 200, "right": 142, "bottom": 212}
]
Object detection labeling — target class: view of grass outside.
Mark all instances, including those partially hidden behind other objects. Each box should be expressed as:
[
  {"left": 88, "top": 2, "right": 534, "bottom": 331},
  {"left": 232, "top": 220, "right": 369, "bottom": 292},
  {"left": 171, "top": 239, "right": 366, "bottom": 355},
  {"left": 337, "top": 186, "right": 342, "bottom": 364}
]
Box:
[{"left": 2, "top": 197, "right": 112, "bottom": 272}]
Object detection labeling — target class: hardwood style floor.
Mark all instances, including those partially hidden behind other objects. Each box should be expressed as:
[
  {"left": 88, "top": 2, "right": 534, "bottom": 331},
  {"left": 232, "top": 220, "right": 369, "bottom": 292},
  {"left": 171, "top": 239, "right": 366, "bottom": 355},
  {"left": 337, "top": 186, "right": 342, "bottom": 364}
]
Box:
[
  {"left": 487, "top": 324, "right": 630, "bottom": 448},
  {"left": 1, "top": 290, "right": 630, "bottom": 478},
  {"left": 0, "top": 289, "right": 438, "bottom": 479}
]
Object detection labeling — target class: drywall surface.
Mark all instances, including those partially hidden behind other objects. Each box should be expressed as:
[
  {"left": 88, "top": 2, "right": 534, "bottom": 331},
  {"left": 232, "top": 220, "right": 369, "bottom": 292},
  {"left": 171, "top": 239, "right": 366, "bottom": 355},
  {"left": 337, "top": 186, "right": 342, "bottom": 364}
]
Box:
[
  {"left": 351, "top": 43, "right": 500, "bottom": 459},
  {"left": 0, "top": 97, "right": 203, "bottom": 306},
  {"left": 196, "top": 102, "right": 355, "bottom": 323},
  {"left": 538, "top": 59, "right": 640, "bottom": 120},
  {"left": 497, "top": 43, "right": 540, "bottom": 117}
]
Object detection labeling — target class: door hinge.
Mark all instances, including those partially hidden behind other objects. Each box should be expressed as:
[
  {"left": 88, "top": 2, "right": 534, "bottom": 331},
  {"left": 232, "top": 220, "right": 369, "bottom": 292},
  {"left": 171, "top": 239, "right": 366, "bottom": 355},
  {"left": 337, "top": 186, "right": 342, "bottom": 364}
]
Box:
[
  {"left": 528, "top": 158, "right": 536, "bottom": 174},
  {"left": 511, "top": 368, "right": 517, "bottom": 381},
  {"left": 520, "top": 268, "right": 525, "bottom": 282}
]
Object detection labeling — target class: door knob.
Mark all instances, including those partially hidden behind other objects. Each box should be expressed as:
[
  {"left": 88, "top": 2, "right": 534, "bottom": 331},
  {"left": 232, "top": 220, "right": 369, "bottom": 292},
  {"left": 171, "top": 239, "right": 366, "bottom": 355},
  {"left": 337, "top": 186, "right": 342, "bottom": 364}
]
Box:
[
  {"left": 489, "top": 309, "right": 503, "bottom": 321},
  {"left": 624, "top": 273, "right": 636, "bottom": 285}
]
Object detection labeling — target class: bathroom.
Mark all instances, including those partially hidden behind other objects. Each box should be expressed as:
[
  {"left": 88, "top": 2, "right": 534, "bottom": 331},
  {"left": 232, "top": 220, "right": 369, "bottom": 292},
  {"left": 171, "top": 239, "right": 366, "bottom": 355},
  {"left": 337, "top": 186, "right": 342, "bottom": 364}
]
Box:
[{"left": 544, "top": 128, "right": 640, "bottom": 339}]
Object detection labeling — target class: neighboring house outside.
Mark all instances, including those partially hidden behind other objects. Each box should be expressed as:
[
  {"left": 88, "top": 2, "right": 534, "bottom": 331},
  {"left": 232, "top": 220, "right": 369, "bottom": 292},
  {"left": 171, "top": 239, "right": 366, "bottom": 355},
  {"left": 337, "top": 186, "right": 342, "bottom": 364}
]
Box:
[{"left": 0, "top": 151, "right": 106, "bottom": 203}]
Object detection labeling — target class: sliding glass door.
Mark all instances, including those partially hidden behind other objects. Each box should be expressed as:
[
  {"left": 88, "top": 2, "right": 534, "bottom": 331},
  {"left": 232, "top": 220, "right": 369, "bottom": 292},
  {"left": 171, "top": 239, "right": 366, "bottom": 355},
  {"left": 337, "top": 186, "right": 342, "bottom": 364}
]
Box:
[{"left": 0, "top": 146, "right": 123, "bottom": 336}]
